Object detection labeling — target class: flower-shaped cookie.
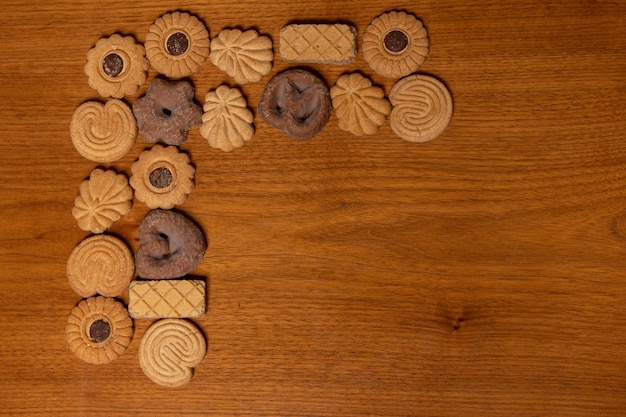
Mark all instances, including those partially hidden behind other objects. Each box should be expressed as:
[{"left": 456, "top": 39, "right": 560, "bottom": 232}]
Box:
[
  {"left": 209, "top": 28, "right": 273, "bottom": 84},
  {"left": 363, "top": 11, "right": 429, "bottom": 79},
  {"left": 145, "top": 11, "right": 210, "bottom": 78},
  {"left": 132, "top": 77, "right": 202, "bottom": 146},
  {"left": 84, "top": 34, "right": 149, "bottom": 98},
  {"left": 200, "top": 85, "right": 254, "bottom": 152},
  {"left": 72, "top": 168, "right": 133, "bottom": 234},
  {"left": 330, "top": 73, "right": 391, "bottom": 136},
  {"left": 130, "top": 144, "right": 195, "bottom": 209}
]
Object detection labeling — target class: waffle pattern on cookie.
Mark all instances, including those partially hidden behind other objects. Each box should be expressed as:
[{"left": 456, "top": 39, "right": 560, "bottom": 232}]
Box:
[
  {"left": 279, "top": 24, "right": 357, "bottom": 64},
  {"left": 129, "top": 279, "right": 206, "bottom": 319}
]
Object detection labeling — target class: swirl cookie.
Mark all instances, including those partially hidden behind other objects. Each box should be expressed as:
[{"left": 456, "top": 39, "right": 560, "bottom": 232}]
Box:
[
  {"left": 84, "top": 34, "right": 149, "bottom": 98},
  {"left": 130, "top": 144, "right": 195, "bottom": 209},
  {"left": 65, "top": 296, "right": 134, "bottom": 365},
  {"left": 139, "top": 318, "right": 206, "bottom": 387},
  {"left": 67, "top": 234, "right": 134, "bottom": 298},
  {"left": 210, "top": 28, "right": 273, "bottom": 84},
  {"left": 132, "top": 77, "right": 202, "bottom": 146},
  {"left": 330, "top": 73, "right": 391, "bottom": 136},
  {"left": 70, "top": 100, "right": 136, "bottom": 163},
  {"left": 72, "top": 168, "right": 133, "bottom": 234},
  {"left": 389, "top": 74, "right": 453, "bottom": 143},
  {"left": 279, "top": 24, "right": 357, "bottom": 64},
  {"left": 363, "top": 11, "right": 429, "bottom": 79},
  {"left": 145, "top": 11, "right": 210, "bottom": 78},
  {"left": 258, "top": 68, "right": 331, "bottom": 140},
  {"left": 200, "top": 85, "right": 254, "bottom": 152},
  {"left": 135, "top": 209, "right": 207, "bottom": 279}
]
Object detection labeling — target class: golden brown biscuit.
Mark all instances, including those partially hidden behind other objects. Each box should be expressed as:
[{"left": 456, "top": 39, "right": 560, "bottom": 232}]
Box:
[
  {"left": 279, "top": 23, "right": 357, "bottom": 64},
  {"left": 210, "top": 28, "right": 273, "bottom": 84},
  {"left": 330, "top": 72, "right": 391, "bottom": 136},
  {"left": 65, "top": 296, "right": 133, "bottom": 365},
  {"left": 67, "top": 234, "right": 134, "bottom": 298},
  {"left": 70, "top": 100, "right": 136, "bottom": 163},
  {"left": 72, "top": 168, "right": 133, "bottom": 234},
  {"left": 200, "top": 85, "right": 254, "bottom": 152},
  {"left": 145, "top": 12, "right": 210, "bottom": 78},
  {"left": 84, "top": 34, "right": 149, "bottom": 98},
  {"left": 362, "top": 11, "right": 428, "bottom": 79},
  {"left": 139, "top": 318, "right": 206, "bottom": 387},
  {"left": 388, "top": 74, "right": 453, "bottom": 142},
  {"left": 128, "top": 279, "right": 206, "bottom": 319},
  {"left": 129, "top": 144, "right": 195, "bottom": 209}
]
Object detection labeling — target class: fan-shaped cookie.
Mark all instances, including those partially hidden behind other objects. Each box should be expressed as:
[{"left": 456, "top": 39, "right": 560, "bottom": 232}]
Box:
[
  {"left": 363, "top": 11, "right": 429, "bottom": 79},
  {"left": 145, "top": 11, "right": 210, "bottom": 78},
  {"left": 70, "top": 100, "right": 136, "bottom": 163},
  {"left": 72, "top": 168, "right": 133, "bottom": 234},
  {"left": 210, "top": 28, "right": 273, "bottom": 84},
  {"left": 200, "top": 85, "right": 254, "bottom": 152},
  {"left": 389, "top": 74, "right": 453, "bottom": 142},
  {"left": 330, "top": 73, "right": 391, "bottom": 136}
]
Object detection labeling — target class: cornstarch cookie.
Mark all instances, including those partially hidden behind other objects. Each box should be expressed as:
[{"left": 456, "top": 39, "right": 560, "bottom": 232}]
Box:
[
  {"left": 132, "top": 77, "right": 202, "bottom": 146},
  {"left": 201, "top": 85, "right": 254, "bottom": 152},
  {"left": 389, "top": 74, "right": 453, "bottom": 143},
  {"left": 145, "top": 11, "right": 210, "bottom": 78},
  {"left": 67, "top": 234, "right": 134, "bottom": 298},
  {"left": 135, "top": 209, "right": 207, "bottom": 279},
  {"left": 279, "top": 24, "right": 357, "bottom": 64},
  {"left": 128, "top": 279, "right": 206, "bottom": 319},
  {"left": 66, "top": 296, "right": 133, "bottom": 365},
  {"left": 84, "top": 34, "right": 149, "bottom": 98},
  {"left": 139, "top": 318, "right": 206, "bottom": 387},
  {"left": 210, "top": 28, "right": 273, "bottom": 84},
  {"left": 330, "top": 72, "right": 391, "bottom": 136},
  {"left": 130, "top": 144, "right": 195, "bottom": 209},
  {"left": 363, "top": 11, "right": 429, "bottom": 79},
  {"left": 72, "top": 168, "right": 133, "bottom": 234},
  {"left": 258, "top": 68, "right": 331, "bottom": 140},
  {"left": 70, "top": 100, "right": 136, "bottom": 163}
]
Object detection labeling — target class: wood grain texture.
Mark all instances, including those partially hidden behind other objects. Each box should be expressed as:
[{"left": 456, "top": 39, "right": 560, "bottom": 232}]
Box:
[{"left": 1, "top": 0, "right": 625, "bottom": 416}]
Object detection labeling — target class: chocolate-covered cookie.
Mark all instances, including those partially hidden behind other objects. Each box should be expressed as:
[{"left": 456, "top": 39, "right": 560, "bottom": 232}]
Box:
[{"left": 258, "top": 68, "right": 331, "bottom": 140}]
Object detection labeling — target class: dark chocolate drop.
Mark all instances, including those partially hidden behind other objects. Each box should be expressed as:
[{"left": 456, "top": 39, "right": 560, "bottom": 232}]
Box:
[
  {"left": 166, "top": 32, "right": 189, "bottom": 56},
  {"left": 384, "top": 30, "right": 409, "bottom": 53},
  {"left": 149, "top": 166, "right": 174, "bottom": 189},
  {"left": 102, "top": 53, "right": 124, "bottom": 77},
  {"left": 89, "top": 319, "right": 111, "bottom": 343}
]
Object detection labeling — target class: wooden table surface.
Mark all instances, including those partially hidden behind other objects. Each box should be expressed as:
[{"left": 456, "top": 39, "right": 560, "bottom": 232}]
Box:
[{"left": 1, "top": 0, "right": 625, "bottom": 416}]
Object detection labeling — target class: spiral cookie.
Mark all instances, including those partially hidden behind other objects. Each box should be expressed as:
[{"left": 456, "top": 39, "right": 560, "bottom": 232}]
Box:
[
  {"left": 210, "top": 28, "right": 273, "bottom": 84},
  {"left": 65, "top": 296, "right": 134, "bottom": 365},
  {"left": 330, "top": 72, "right": 391, "bottom": 136},
  {"left": 67, "top": 234, "right": 134, "bottom": 298},
  {"left": 201, "top": 85, "right": 254, "bottom": 152},
  {"left": 139, "top": 318, "right": 206, "bottom": 387},
  {"left": 72, "top": 168, "right": 133, "bottom": 234},
  {"left": 130, "top": 144, "right": 195, "bottom": 209},
  {"left": 145, "top": 11, "right": 210, "bottom": 78},
  {"left": 84, "top": 34, "right": 149, "bottom": 98},
  {"left": 389, "top": 74, "right": 453, "bottom": 143},
  {"left": 70, "top": 100, "right": 136, "bottom": 163},
  {"left": 363, "top": 11, "right": 429, "bottom": 79}
]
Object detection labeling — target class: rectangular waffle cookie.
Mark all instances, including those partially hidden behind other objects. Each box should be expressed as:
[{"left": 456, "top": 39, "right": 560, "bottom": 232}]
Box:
[
  {"left": 279, "top": 24, "right": 357, "bottom": 64},
  {"left": 128, "top": 279, "right": 206, "bottom": 319}
]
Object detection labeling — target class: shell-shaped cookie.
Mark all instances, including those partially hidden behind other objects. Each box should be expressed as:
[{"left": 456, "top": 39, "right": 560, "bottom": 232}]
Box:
[
  {"left": 330, "top": 73, "right": 391, "bottom": 136},
  {"left": 200, "top": 85, "right": 254, "bottom": 152},
  {"left": 72, "top": 168, "right": 133, "bottom": 234},
  {"left": 209, "top": 28, "right": 273, "bottom": 84}
]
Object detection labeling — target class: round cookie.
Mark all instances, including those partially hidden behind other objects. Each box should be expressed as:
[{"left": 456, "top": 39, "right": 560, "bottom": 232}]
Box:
[
  {"left": 65, "top": 296, "right": 133, "bottom": 365},
  {"left": 67, "top": 234, "right": 134, "bottom": 298},
  {"left": 362, "top": 11, "right": 429, "bottom": 79},
  {"left": 72, "top": 168, "right": 133, "bottom": 234},
  {"left": 130, "top": 144, "right": 195, "bottom": 209},
  {"left": 139, "top": 318, "right": 206, "bottom": 387},
  {"left": 388, "top": 74, "right": 453, "bottom": 143},
  {"left": 70, "top": 100, "right": 136, "bottom": 163},
  {"left": 84, "top": 34, "right": 149, "bottom": 98},
  {"left": 145, "top": 11, "right": 210, "bottom": 78},
  {"left": 258, "top": 68, "right": 331, "bottom": 140},
  {"left": 209, "top": 28, "right": 273, "bottom": 84}
]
